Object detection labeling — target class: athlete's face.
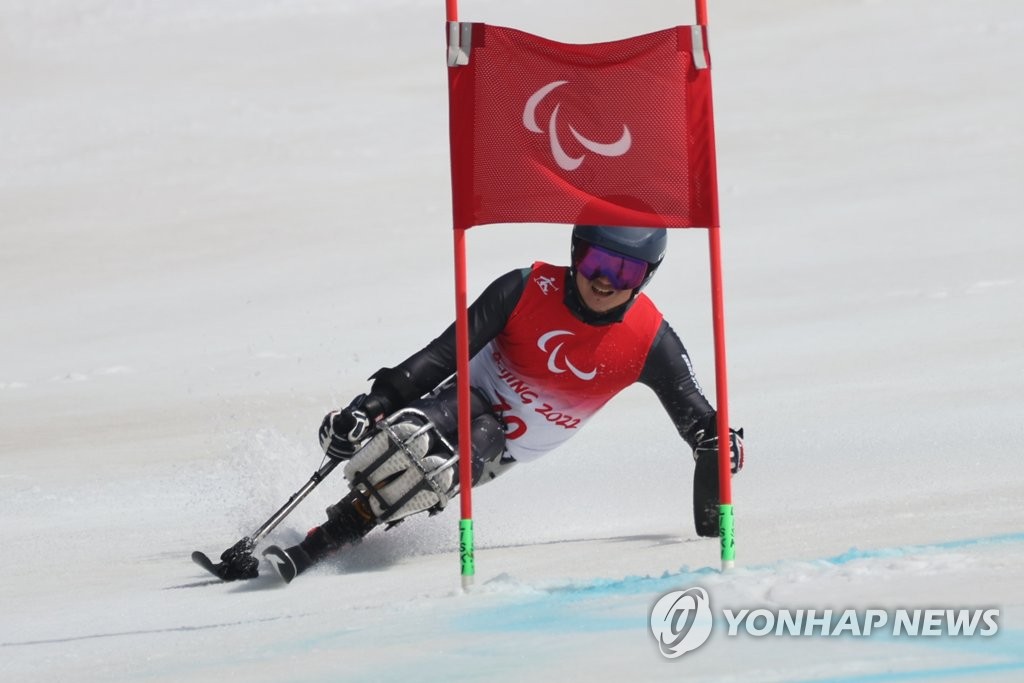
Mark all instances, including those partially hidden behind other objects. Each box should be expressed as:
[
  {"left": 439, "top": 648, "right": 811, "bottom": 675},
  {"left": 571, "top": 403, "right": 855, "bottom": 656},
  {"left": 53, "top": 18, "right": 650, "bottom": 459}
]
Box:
[{"left": 575, "top": 270, "right": 634, "bottom": 313}]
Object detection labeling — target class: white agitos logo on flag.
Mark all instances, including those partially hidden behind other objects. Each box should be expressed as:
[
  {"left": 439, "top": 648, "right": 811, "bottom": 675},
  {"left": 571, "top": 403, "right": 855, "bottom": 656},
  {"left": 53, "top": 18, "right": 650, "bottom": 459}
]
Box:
[{"left": 523, "top": 81, "right": 632, "bottom": 171}]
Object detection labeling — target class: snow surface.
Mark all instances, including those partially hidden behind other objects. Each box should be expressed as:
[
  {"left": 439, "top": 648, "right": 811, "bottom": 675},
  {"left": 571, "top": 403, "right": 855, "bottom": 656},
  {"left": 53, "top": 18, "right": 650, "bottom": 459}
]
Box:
[{"left": 2, "top": 0, "right": 1023, "bottom": 681}]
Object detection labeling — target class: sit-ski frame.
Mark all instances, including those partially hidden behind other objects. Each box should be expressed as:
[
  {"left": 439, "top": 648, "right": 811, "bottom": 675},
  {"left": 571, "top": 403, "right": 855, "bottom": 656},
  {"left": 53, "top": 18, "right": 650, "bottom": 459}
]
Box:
[{"left": 346, "top": 407, "right": 461, "bottom": 524}]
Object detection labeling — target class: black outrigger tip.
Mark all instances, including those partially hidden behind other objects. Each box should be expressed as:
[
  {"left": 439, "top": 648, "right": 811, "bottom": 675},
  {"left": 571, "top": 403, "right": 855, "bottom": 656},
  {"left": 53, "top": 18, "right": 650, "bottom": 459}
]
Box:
[
  {"left": 190, "top": 458, "right": 344, "bottom": 582},
  {"left": 191, "top": 537, "right": 260, "bottom": 581}
]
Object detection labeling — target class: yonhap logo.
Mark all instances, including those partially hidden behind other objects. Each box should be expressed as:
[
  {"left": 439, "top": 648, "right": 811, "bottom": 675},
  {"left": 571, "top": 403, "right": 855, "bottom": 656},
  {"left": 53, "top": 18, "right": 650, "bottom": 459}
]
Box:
[
  {"left": 720, "top": 607, "right": 1000, "bottom": 637},
  {"left": 650, "top": 586, "right": 1001, "bottom": 660},
  {"left": 649, "top": 587, "right": 713, "bottom": 658}
]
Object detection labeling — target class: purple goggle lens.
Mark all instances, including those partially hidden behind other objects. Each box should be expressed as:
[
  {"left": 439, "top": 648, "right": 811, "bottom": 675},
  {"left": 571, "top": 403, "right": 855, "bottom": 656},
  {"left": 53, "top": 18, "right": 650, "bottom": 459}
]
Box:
[{"left": 575, "top": 244, "right": 649, "bottom": 291}]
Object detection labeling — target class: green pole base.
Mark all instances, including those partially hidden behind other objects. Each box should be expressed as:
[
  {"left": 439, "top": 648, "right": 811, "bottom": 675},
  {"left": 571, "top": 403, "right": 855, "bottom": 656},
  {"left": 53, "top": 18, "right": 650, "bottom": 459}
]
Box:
[
  {"left": 719, "top": 503, "right": 735, "bottom": 570},
  {"left": 460, "top": 518, "right": 475, "bottom": 588}
]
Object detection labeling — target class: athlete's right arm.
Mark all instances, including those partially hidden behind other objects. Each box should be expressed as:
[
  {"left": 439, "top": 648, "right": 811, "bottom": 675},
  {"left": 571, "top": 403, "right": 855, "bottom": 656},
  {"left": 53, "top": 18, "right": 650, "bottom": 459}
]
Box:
[
  {"left": 367, "top": 268, "right": 528, "bottom": 410},
  {"left": 637, "top": 320, "right": 716, "bottom": 449}
]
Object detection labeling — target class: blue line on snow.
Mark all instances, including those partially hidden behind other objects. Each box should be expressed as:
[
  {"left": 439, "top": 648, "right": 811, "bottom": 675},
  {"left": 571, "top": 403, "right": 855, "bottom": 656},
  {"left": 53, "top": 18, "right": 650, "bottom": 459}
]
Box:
[
  {"left": 547, "top": 530, "right": 1024, "bottom": 599},
  {"left": 798, "top": 659, "right": 1024, "bottom": 683},
  {"left": 456, "top": 531, "right": 1024, "bottom": 633},
  {"left": 820, "top": 531, "right": 1024, "bottom": 566}
]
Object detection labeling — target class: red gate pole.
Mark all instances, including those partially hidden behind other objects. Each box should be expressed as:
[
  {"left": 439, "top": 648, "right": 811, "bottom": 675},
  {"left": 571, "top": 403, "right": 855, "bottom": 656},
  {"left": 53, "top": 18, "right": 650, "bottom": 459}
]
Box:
[
  {"left": 447, "top": 0, "right": 477, "bottom": 590},
  {"left": 694, "top": 0, "right": 735, "bottom": 571},
  {"left": 453, "top": 231, "right": 475, "bottom": 589}
]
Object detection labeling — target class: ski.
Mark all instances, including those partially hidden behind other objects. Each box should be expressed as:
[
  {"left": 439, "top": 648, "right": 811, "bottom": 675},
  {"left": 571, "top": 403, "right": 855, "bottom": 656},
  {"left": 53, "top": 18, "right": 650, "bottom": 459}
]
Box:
[{"left": 262, "top": 545, "right": 299, "bottom": 584}]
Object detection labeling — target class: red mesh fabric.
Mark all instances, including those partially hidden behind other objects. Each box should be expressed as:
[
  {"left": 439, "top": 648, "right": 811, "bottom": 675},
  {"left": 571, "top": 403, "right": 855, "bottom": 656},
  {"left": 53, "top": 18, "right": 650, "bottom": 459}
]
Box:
[{"left": 447, "top": 24, "right": 717, "bottom": 231}]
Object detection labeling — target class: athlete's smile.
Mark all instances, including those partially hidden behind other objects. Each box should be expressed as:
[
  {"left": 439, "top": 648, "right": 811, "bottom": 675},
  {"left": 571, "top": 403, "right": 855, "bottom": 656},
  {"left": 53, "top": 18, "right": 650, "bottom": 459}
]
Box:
[{"left": 576, "top": 271, "right": 632, "bottom": 312}]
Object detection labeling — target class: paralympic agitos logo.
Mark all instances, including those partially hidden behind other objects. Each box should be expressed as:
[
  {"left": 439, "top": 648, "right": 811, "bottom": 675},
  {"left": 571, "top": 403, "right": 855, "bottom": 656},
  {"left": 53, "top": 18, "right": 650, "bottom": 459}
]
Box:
[
  {"left": 537, "top": 330, "right": 596, "bottom": 381},
  {"left": 523, "top": 80, "right": 632, "bottom": 171}
]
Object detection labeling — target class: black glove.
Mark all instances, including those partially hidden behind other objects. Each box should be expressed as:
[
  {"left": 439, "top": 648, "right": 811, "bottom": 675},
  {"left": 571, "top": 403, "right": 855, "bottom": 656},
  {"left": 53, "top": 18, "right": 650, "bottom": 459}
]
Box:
[
  {"left": 693, "top": 426, "right": 744, "bottom": 474},
  {"left": 691, "top": 426, "right": 744, "bottom": 537},
  {"left": 319, "top": 394, "right": 382, "bottom": 461}
]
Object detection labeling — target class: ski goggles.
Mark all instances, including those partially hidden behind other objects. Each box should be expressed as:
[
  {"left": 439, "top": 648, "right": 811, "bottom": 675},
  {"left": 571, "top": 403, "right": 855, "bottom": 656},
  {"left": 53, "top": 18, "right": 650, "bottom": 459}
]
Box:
[{"left": 574, "top": 243, "right": 649, "bottom": 291}]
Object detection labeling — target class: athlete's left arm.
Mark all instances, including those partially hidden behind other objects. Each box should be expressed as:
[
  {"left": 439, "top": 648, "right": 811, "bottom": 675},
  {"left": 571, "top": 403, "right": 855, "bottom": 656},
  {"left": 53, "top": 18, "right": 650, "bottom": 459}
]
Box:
[{"left": 637, "top": 320, "right": 716, "bottom": 449}]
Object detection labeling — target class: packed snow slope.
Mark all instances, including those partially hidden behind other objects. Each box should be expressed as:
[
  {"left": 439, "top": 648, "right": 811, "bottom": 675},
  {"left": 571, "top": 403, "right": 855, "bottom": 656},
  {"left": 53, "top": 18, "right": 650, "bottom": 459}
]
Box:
[{"left": 1, "top": 1, "right": 1022, "bottom": 681}]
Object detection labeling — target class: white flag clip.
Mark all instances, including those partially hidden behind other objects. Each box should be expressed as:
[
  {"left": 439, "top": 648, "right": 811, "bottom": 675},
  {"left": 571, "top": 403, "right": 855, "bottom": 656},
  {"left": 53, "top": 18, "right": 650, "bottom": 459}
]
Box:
[
  {"left": 447, "top": 21, "right": 473, "bottom": 67},
  {"left": 691, "top": 25, "right": 708, "bottom": 70}
]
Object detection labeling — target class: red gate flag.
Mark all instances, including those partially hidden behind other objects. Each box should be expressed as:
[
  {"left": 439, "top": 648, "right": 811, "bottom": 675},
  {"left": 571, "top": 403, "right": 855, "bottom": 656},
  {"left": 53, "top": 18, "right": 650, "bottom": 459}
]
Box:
[{"left": 447, "top": 23, "right": 717, "bottom": 231}]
